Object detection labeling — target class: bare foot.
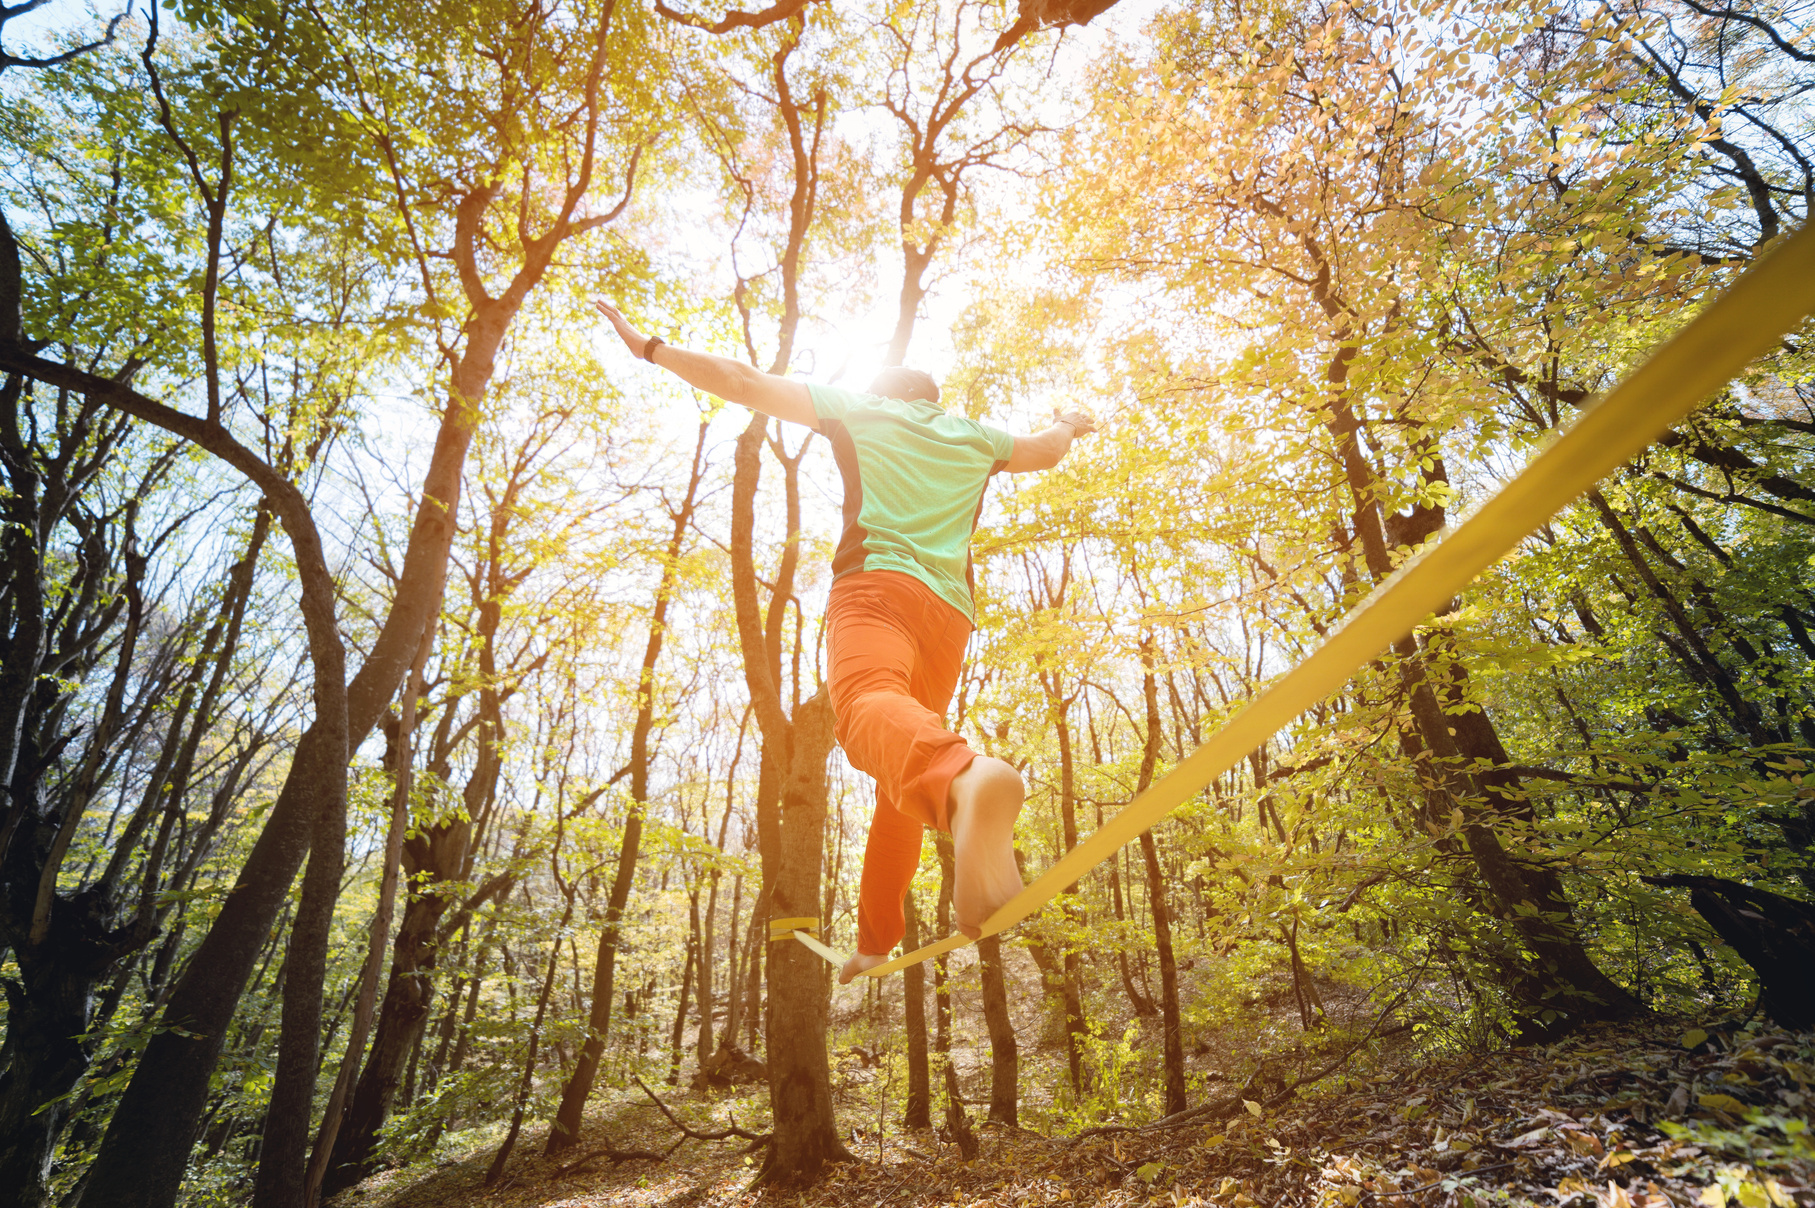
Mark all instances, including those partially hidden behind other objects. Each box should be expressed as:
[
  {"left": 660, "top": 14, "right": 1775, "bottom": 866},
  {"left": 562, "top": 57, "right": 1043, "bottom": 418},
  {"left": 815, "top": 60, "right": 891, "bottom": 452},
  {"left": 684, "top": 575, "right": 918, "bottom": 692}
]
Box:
[
  {"left": 840, "top": 952, "right": 889, "bottom": 984},
  {"left": 948, "top": 756, "right": 1025, "bottom": 939}
]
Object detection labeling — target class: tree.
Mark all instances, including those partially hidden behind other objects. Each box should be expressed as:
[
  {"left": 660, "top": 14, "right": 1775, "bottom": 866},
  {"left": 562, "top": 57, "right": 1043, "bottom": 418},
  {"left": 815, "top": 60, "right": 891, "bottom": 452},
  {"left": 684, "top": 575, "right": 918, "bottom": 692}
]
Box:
[
  {"left": 683, "top": 10, "right": 856, "bottom": 1179},
  {"left": 0, "top": 1, "right": 654, "bottom": 1201}
]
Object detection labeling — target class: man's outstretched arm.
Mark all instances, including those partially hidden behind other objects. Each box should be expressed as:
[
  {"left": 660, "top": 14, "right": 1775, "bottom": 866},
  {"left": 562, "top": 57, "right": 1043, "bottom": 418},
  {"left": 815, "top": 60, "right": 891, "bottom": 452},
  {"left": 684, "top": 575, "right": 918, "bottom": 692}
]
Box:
[
  {"left": 596, "top": 300, "right": 816, "bottom": 429},
  {"left": 1004, "top": 408, "right": 1097, "bottom": 472}
]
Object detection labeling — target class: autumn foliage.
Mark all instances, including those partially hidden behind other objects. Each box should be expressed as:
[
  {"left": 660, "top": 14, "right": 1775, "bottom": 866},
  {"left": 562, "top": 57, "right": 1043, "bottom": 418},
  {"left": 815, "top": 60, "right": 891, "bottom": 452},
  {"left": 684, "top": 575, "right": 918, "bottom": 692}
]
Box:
[{"left": 0, "top": 0, "right": 1810, "bottom": 1206}]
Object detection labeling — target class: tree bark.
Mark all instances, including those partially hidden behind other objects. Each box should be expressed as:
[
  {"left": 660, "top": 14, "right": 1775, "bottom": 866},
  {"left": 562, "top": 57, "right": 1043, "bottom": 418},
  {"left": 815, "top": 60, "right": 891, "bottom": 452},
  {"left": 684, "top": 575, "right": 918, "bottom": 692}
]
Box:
[
  {"left": 977, "top": 934, "right": 1018, "bottom": 1126},
  {"left": 901, "top": 891, "right": 931, "bottom": 1128},
  {"left": 727, "top": 412, "right": 848, "bottom": 1183},
  {"left": 755, "top": 693, "right": 848, "bottom": 1184},
  {"left": 668, "top": 927, "right": 696, "bottom": 1085},
  {"left": 304, "top": 560, "right": 447, "bottom": 1201},
  {"left": 1135, "top": 644, "right": 1186, "bottom": 1116},
  {"left": 1643, "top": 874, "right": 1815, "bottom": 1029}
]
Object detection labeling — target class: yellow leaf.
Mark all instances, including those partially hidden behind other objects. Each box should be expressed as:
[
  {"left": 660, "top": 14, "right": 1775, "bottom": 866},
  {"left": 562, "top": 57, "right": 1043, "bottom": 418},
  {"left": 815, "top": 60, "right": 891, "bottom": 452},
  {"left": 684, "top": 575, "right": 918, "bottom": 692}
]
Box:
[
  {"left": 1735, "top": 1183, "right": 1768, "bottom": 1208},
  {"left": 1698, "top": 1093, "right": 1746, "bottom": 1115},
  {"left": 1202, "top": 1133, "right": 1226, "bottom": 1147},
  {"left": 1681, "top": 1028, "right": 1709, "bottom": 1050},
  {"left": 1245, "top": 1099, "right": 1263, "bottom": 1117},
  {"left": 1700, "top": 1187, "right": 1726, "bottom": 1208}
]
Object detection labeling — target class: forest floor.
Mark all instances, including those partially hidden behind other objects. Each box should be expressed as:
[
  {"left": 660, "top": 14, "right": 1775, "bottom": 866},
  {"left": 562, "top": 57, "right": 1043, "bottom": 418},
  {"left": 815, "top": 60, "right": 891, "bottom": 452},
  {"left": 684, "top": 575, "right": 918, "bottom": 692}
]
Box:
[{"left": 332, "top": 1015, "right": 1813, "bottom": 1208}]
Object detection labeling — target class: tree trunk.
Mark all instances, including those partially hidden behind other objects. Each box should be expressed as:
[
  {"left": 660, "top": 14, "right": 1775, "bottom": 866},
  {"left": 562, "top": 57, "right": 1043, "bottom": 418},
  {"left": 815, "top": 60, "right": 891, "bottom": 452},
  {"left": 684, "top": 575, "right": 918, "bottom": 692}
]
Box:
[
  {"left": 754, "top": 695, "right": 850, "bottom": 1185},
  {"left": 1134, "top": 635, "right": 1185, "bottom": 1114},
  {"left": 1050, "top": 700, "right": 1090, "bottom": 1087},
  {"left": 1139, "top": 827, "right": 1186, "bottom": 1115},
  {"left": 1644, "top": 875, "right": 1815, "bottom": 1029},
  {"left": 934, "top": 836, "right": 954, "bottom": 1057},
  {"left": 901, "top": 891, "right": 931, "bottom": 1128},
  {"left": 0, "top": 924, "right": 123, "bottom": 1208},
  {"left": 306, "top": 612, "right": 436, "bottom": 1205},
  {"left": 668, "top": 930, "right": 695, "bottom": 1086},
  {"left": 1103, "top": 804, "right": 1155, "bottom": 1017},
  {"left": 1296, "top": 240, "right": 1638, "bottom": 1032},
  {"left": 738, "top": 887, "right": 767, "bottom": 1055},
  {"left": 695, "top": 876, "right": 717, "bottom": 1068},
  {"left": 317, "top": 889, "right": 445, "bottom": 1194},
  {"left": 977, "top": 934, "right": 1018, "bottom": 1127},
  {"left": 321, "top": 531, "right": 511, "bottom": 1196}
]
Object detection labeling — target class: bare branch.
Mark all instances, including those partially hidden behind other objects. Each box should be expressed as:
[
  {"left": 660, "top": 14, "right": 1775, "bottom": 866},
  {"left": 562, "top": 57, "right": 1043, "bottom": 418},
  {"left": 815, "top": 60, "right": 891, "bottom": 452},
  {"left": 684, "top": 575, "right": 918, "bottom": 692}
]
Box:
[
  {"left": 1671, "top": 0, "right": 1815, "bottom": 64},
  {"left": 653, "top": 0, "right": 814, "bottom": 34},
  {"left": 0, "top": 4, "right": 125, "bottom": 74},
  {"left": 632, "top": 1075, "right": 769, "bottom": 1145},
  {"left": 551, "top": 1140, "right": 675, "bottom": 1179}
]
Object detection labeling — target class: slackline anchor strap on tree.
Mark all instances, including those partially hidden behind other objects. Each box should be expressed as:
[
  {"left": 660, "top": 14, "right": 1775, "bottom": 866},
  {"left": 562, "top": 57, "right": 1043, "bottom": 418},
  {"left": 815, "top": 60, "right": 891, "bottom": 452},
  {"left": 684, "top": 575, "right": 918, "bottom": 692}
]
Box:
[
  {"left": 789, "top": 224, "right": 1815, "bottom": 982},
  {"left": 768, "top": 915, "right": 847, "bottom": 964}
]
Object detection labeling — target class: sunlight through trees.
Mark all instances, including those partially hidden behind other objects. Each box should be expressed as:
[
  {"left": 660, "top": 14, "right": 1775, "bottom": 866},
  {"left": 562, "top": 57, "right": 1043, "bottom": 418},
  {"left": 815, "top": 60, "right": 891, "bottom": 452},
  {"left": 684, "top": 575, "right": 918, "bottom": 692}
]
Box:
[{"left": 0, "top": 0, "right": 1810, "bottom": 1204}]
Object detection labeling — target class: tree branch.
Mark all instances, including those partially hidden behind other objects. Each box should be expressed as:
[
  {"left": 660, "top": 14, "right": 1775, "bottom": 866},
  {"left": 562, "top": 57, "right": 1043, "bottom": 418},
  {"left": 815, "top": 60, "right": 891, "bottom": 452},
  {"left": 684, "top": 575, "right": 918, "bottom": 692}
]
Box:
[
  {"left": 632, "top": 1075, "right": 769, "bottom": 1145},
  {"left": 652, "top": 0, "right": 814, "bottom": 34}
]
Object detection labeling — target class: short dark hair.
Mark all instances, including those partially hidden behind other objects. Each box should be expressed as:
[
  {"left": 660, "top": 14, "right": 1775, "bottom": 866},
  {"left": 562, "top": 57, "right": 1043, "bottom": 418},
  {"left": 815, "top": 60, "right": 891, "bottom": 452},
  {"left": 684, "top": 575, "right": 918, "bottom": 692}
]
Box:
[{"left": 868, "top": 366, "right": 940, "bottom": 405}]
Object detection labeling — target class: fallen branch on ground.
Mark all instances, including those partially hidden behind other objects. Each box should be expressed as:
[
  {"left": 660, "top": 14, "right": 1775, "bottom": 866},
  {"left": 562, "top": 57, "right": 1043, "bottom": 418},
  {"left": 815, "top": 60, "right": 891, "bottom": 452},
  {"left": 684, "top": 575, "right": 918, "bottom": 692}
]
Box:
[
  {"left": 632, "top": 1074, "right": 770, "bottom": 1153},
  {"left": 551, "top": 1138, "right": 678, "bottom": 1179}
]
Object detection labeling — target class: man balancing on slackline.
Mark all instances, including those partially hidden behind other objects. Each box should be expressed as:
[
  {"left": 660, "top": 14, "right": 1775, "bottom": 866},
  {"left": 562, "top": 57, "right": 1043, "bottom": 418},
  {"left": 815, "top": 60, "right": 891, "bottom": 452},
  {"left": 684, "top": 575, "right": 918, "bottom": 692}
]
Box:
[{"left": 595, "top": 300, "right": 1096, "bottom": 984}]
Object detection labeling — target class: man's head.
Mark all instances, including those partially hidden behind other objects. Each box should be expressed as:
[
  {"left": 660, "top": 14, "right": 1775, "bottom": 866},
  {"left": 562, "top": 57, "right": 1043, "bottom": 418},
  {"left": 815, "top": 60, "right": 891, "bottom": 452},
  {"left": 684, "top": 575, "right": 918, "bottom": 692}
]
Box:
[{"left": 868, "top": 366, "right": 941, "bottom": 406}]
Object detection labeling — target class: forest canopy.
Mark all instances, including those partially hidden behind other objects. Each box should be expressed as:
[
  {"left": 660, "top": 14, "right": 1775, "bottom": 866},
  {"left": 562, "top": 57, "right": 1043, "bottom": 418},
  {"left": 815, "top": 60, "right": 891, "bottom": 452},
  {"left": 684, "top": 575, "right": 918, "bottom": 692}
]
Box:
[{"left": 0, "top": 0, "right": 1810, "bottom": 1206}]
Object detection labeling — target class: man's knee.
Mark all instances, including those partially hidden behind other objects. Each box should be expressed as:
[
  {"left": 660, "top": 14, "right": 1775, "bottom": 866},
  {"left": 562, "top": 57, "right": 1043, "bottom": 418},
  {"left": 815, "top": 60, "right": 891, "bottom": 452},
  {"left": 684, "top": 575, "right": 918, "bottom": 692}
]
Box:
[{"left": 829, "top": 666, "right": 914, "bottom": 721}]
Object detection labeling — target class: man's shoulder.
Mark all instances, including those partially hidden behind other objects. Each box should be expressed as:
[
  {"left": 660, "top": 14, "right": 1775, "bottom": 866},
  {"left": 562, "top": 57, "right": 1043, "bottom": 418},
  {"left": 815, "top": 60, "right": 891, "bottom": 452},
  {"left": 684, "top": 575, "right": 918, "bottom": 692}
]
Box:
[{"left": 808, "top": 382, "right": 869, "bottom": 425}]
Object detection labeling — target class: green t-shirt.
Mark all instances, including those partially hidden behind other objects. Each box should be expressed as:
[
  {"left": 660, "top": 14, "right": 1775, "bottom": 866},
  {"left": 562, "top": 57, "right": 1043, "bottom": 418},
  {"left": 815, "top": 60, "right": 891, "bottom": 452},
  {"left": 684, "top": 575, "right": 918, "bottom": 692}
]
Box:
[{"left": 809, "top": 384, "right": 1016, "bottom": 620}]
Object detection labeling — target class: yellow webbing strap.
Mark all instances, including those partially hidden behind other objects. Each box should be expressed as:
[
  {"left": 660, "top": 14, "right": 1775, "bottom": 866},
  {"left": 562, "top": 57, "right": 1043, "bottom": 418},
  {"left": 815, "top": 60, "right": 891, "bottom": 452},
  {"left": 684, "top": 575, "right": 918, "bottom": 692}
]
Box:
[
  {"left": 768, "top": 915, "right": 820, "bottom": 941},
  {"left": 797, "top": 225, "right": 1815, "bottom": 981},
  {"left": 790, "top": 929, "right": 847, "bottom": 965}
]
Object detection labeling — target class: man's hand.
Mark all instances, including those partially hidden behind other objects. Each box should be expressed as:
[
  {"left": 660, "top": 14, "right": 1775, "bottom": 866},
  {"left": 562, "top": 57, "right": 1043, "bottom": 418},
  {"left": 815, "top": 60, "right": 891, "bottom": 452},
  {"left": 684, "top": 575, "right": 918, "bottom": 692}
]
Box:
[
  {"left": 1004, "top": 406, "right": 1097, "bottom": 473},
  {"left": 594, "top": 300, "right": 651, "bottom": 359}
]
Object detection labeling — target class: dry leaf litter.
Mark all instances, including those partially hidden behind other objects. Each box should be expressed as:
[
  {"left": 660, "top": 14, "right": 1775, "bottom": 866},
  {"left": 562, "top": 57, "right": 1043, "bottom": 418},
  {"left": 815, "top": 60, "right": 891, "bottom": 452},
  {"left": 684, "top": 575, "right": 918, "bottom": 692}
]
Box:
[{"left": 328, "top": 1020, "right": 1813, "bottom": 1208}]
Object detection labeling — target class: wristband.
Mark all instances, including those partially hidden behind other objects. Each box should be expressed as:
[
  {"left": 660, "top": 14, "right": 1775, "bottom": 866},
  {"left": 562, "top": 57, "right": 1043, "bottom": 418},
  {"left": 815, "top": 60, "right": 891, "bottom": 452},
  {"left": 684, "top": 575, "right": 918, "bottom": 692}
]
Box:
[{"left": 643, "top": 335, "right": 665, "bottom": 362}]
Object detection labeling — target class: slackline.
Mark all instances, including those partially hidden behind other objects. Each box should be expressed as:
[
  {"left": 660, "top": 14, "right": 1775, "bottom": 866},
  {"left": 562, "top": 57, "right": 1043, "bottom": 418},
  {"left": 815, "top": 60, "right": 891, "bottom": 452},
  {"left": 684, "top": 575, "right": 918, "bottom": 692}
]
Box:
[{"left": 795, "top": 223, "right": 1815, "bottom": 981}]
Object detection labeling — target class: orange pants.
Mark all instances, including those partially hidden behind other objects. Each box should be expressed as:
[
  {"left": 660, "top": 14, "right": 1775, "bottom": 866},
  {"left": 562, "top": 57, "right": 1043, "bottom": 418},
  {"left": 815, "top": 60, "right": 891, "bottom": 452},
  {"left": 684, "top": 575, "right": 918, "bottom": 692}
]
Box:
[{"left": 827, "top": 570, "right": 979, "bottom": 956}]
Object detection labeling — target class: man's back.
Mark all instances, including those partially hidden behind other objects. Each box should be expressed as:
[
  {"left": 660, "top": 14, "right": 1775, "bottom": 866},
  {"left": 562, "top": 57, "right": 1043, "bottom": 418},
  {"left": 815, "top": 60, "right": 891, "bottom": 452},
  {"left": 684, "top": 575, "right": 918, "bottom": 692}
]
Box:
[{"left": 809, "top": 384, "right": 1015, "bottom": 621}]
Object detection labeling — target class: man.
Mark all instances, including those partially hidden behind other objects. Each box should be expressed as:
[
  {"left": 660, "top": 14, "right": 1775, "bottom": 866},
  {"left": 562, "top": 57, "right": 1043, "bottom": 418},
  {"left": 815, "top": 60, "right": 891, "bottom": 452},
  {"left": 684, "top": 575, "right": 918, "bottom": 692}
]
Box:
[{"left": 596, "top": 301, "right": 1096, "bottom": 983}]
